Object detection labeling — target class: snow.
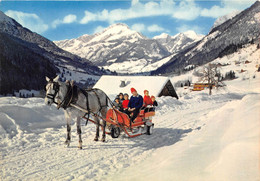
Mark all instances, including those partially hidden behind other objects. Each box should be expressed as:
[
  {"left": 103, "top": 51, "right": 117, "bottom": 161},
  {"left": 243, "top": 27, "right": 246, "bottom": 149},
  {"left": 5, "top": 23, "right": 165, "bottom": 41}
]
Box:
[
  {"left": 54, "top": 24, "right": 203, "bottom": 74},
  {"left": 102, "top": 59, "right": 148, "bottom": 74},
  {"left": 193, "top": 30, "right": 221, "bottom": 52},
  {"left": 211, "top": 10, "right": 241, "bottom": 30},
  {"left": 116, "top": 91, "right": 260, "bottom": 181},
  {"left": 1, "top": 44, "right": 259, "bottom": 181},
  {"left": 141, "top": 54, "right": 176, "bottom": 72},
  {"left": 102, "top": 53, "right": 178, "bottom": 74},
  {"left": 93, "top": 75, "right": 171, "bottom": 97},
  {"left": 153, "top": 33, "right": 171, "bottom": 39},
  {"left": 154, "top": 31, "right": 203, "bottom": 42},
  {"left": 88, "top": 23, "right": 143, "bottom": 43},
  {"left": 182, "top": 30, "right": 204, "bottom": 41},
  {"left": 1, "top": 76, "right": 259, "bottom": 180}
]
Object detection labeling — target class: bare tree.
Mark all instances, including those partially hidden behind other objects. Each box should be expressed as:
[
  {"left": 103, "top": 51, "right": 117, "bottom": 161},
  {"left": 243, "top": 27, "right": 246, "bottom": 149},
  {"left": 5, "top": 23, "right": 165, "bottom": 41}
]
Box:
[{"left": 199, "top": 63, "right": 225, "bottom": 95}]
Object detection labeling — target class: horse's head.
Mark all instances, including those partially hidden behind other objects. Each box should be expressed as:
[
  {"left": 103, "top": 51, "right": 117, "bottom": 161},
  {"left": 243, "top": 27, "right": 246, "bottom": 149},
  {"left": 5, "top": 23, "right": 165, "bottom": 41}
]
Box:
[{"left": 45, "top": 75, "right": 60, "bottom": 106}]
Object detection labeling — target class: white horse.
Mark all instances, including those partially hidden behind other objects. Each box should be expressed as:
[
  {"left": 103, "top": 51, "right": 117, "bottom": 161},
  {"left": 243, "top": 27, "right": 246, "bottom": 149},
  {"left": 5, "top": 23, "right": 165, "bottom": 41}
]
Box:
[{"left": 45, "top": 75, "right": 108, "bottom": 149}]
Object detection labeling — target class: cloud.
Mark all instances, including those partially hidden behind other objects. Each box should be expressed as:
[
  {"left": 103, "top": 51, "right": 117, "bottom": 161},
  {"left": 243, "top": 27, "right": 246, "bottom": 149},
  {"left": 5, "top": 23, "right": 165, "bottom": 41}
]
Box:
[
  {"left": 201, "top": 5, "right": 235, "bottom": 18},
  {"left": 172, "top": 0, "right": 201, "bottom": 20},
  {"left": 131, "top": 23, "right": 168, "bottom": 33},
  {"left": 80, "top": 0, "right": 201, "bottom": 24},
  {"left": 52, "top": 14, "right": 77, "bottom": 28},
  {"left": 5, "top": 10, "right": 48, "bottom": 34},
  {"left": 147, "top": 24, "right": 168, "bottom": 32},
  {"left": 201, "top": 0, "right": 255, "bottom": 18},
  {"left": 79, "top": 0, "right": 255, "bottom": 24},
  {"left": 176, "top": 24, "right": 204, "bottom": 34},
  {"left": 222, "top": 0, "right": 256, "bottom": 9},
  {"left": 63, "top": 14, "right": 77, "bottom": 23},
  {"left": 131, "top": 23, "right": 145, "bottom": 32},
  {"left": 94, "top": 25, "right": 106, "bottom": 34}
]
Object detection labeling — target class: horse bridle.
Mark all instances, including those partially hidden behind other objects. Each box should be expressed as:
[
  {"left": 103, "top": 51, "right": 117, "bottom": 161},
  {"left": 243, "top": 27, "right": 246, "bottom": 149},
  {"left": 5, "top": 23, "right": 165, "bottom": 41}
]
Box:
[{"left": 45, "top": 80, "right": 60, "bottom": 105}]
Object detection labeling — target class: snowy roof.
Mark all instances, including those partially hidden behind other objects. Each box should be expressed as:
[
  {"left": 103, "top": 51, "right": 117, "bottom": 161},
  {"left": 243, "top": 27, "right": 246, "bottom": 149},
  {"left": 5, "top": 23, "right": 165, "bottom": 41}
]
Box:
[{"left": 93, "top": 75, "right": 171, "bottom": 97}]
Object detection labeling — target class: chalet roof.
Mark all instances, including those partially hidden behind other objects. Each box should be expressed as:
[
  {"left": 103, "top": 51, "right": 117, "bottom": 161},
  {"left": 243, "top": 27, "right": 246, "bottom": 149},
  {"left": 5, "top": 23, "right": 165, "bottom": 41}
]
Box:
[{"left": 93, "top": 75, "right": 171, "bottom": 97}]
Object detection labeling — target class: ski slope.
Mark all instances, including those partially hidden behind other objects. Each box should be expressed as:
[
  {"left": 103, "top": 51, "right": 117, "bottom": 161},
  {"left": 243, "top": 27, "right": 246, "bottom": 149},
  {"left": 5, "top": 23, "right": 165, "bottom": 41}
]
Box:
[{"left": 0, "top": 75, "right": 259, "bottom": 180}]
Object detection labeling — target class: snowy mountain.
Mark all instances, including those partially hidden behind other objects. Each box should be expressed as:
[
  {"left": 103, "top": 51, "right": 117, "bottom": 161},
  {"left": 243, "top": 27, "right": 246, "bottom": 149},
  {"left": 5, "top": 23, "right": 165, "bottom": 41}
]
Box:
[
  {"left": 210, "top": 10, "right": 241, "bottom": 31},
  {"left": 153, "top": 31, "right": 204, "bottom": 53},
  {"left": 55, "top": 24, "right": 203, "bottom": 74},
  {"left": 153, "top": 1, "right": 260, "bottom": 75},
  {"left": 55, "top": 23, "right": 170, "bottom": 69},
  {"left": 0, "top": 11, "right": 108, "bottom": 95}
]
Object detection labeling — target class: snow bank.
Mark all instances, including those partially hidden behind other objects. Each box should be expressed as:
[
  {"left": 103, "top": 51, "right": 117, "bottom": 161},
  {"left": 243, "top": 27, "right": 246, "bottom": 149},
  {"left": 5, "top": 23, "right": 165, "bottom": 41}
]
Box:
[
  {"left": 115, "top": 93, "right": 260, "bottom": 181},
  {"left": 0, "top": 97, "right": 64, "bottom": 138}
]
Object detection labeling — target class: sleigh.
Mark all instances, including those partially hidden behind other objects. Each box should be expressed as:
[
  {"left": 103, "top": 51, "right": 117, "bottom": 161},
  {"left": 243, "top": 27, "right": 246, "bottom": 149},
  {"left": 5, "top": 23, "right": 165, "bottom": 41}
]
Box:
[{"left": 104, "top": 107, "right": 155, "bottom": 138}]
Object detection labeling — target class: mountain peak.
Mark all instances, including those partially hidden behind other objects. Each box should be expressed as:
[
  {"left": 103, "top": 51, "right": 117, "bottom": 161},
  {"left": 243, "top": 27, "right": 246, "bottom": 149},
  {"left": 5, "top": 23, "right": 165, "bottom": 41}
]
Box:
[
  {"left": 108, "top": 23, "right": 130, "bottom": 29},
  {"left": 95, "top": 23, "right": 131, "bottom": 35},
  {"left": 211, "top": 10, "right": 241, "bottom": 30},
  {"left": 92, "top": 23, "right": 145, "bottom": 41},
  {"left": 182, "top": 30, "right": 204, "bottom": 40},
  {"left": 0, "top": 11, "right": 14, "bottom": 24}
]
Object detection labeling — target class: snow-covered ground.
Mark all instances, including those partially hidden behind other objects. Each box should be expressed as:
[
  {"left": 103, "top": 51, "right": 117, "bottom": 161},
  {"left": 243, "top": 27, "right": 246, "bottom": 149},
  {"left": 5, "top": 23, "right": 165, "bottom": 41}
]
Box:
[
  {"left": 1, "top": 44, "right": 259, "bottom": 181},
  {"left": 1, "top": 76, "right": 259, "bottom": 181},
  {"left": 102, "top": 53, "right": 177, "bottom": 74}
]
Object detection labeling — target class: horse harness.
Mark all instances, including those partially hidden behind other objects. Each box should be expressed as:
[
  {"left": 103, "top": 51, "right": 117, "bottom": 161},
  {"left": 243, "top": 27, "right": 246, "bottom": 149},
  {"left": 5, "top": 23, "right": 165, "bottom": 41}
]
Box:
[
  {"left": 82, "top": 88, "right": 108, "bottom": 125},
  {"left": 46, "top": 80, "right": 60, "bottom": 105},
  {"left": 46, "top": 80, "right": 78, "bottom": 110},
  {"left": 46, "top": 80, "right": 108, "bottom": 125}
]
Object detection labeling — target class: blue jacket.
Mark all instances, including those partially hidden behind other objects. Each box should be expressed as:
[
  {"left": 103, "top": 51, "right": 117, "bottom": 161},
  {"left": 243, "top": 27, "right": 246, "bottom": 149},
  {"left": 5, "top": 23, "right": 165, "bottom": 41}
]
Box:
[{"left": 128, "top": 95, "right": 143, "bottom": 110}]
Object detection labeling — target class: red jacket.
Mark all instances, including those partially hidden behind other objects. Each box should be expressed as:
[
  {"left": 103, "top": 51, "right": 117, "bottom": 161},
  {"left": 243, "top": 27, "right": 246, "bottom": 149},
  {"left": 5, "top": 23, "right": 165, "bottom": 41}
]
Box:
[
  {"left": 143, "top": 95, "right": 153, "bottom": 107},
  {"left": 122, "top": 100, "right": 129, "bottom": 109}
]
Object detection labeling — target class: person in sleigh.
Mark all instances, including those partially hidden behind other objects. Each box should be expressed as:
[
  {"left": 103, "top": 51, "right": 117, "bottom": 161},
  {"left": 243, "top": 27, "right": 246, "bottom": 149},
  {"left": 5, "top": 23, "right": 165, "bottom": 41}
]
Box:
[
  {"left": 122, "top": 93, "right": 130, "bottom": 114},
  {"left": 143, "top": 90, "right": 154, "bottom": 112},
  {"left": 128, "top": 88, "right": 143, "bottom": 122}
]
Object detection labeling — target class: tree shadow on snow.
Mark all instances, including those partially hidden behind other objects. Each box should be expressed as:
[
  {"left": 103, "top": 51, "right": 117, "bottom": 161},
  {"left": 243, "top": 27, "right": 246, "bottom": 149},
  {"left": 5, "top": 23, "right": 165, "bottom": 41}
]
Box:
[{"left": 131, "top": 128, "right": 193, "bottom": 151}]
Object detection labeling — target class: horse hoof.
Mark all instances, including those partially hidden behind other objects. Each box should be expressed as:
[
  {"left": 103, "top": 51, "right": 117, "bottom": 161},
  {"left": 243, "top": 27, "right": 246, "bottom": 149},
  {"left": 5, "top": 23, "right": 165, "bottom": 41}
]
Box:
[
  {"left": 78, "top": 146, "right": 83, "bottom": 150},
  {"left": 64, "top": 140, "right": 70, "bottom": 147},
  {"left": 101, "top": 138, "right": 106, "bottom": 142},
  {"left": 94, "top": 138, "right": 98, "bottom": 141}
]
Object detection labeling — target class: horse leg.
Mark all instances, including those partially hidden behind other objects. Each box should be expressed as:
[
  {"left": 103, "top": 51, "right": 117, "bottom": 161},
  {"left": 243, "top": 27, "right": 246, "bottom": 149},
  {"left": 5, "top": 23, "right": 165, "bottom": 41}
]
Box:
[
  {"left": 76, "top": 116, "right": 83, "bottom": 149},
  {"left": 101, "top": 108, "right": 107, "bottom": 142},
  {"left": 94, "top": 117, "right": 99, "bottom": 141},
  {"left": 101, "top": 119, "right": 106, "bottom": 142},
  {"left": 65, "top": 112, "right": 71, "bottom": 147}
]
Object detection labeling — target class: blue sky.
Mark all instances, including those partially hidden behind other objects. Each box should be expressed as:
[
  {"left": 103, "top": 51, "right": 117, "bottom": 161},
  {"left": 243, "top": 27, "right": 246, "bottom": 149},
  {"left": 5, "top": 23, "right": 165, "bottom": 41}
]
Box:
[{"left": 0, "top": 0, "right": 256, "bottom": 41}]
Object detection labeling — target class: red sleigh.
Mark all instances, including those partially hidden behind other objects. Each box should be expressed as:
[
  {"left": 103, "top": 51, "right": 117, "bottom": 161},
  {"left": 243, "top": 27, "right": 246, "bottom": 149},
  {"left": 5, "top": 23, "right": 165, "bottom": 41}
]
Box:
[{"left": 105, "top": 107, "right": 155, "bottom": 138}]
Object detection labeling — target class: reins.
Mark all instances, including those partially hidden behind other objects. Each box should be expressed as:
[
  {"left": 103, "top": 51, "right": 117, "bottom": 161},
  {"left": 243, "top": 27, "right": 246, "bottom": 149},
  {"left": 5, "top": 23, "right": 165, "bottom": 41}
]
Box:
[{"left": 46, "top": 81, "right": 117, "bottom": 126}]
